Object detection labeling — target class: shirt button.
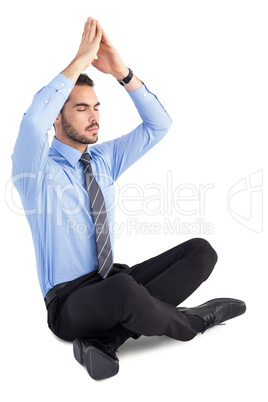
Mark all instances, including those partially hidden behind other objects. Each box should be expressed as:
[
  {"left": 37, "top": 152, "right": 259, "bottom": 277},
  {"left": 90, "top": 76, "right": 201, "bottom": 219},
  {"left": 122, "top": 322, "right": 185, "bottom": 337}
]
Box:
[
  {"left": 143, "top": 93, "right": 147, "bottom": 97},
  {"left": 61, "top": 83, "right": 65, "bottom": 87},
  {"left": 45, "top": 100, "right": 48, "bottom": 104},
  {"left": 68, "top": 88, "right": 71, "bottom": 92}
]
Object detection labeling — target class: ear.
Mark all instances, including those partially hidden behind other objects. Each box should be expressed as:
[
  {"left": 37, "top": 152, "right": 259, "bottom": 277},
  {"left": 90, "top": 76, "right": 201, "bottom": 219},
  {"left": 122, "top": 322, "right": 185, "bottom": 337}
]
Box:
[{"left": 54, "top": 112, "right": 62, "bottom": 127}]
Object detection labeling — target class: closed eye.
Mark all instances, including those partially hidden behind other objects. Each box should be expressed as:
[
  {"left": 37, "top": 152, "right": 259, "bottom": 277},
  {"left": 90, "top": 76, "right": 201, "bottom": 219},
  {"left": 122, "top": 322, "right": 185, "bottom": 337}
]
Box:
[
  {"left": 74, "top": 102, "right": 100, "bottom": 112},
  {"left": 77, "top": 107, "right": 99, "bottom": 112}
]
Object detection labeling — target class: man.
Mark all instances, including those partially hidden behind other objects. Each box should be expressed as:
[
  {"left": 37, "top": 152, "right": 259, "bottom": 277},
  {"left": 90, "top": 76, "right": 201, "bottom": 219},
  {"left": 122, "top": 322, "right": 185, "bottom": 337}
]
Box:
[{"left": 12, "top": 18, "right": 246, "bottom": 380}]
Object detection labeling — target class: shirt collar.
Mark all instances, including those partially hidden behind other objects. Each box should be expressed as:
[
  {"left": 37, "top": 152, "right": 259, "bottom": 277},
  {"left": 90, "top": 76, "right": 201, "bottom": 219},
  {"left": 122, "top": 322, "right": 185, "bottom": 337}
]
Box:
[{"left": 51, "top": 137, "right": 91, "bottom": 167}]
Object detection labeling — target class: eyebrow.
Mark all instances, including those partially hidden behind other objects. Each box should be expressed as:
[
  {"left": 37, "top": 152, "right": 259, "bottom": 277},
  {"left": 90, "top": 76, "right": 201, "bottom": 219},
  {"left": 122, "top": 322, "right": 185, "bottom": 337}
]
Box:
[{"left": 74, "top": 102, "right": 100, "bottom": 108}]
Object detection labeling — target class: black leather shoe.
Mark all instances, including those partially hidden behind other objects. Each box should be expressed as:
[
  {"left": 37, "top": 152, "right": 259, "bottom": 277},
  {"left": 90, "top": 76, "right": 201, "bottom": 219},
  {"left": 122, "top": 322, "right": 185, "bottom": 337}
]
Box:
[
  {"left": 178, "top": 298, "right": 246, "bottom": 333},
  {"left": 73, "top": 337, "right": 120, "bottom": 380}
]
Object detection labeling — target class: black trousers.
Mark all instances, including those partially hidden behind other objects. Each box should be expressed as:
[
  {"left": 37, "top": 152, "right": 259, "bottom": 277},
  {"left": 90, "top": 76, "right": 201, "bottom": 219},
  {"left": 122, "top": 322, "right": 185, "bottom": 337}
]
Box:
[{"left": 47, "top": 238, "right": 218, "bottom": 344}]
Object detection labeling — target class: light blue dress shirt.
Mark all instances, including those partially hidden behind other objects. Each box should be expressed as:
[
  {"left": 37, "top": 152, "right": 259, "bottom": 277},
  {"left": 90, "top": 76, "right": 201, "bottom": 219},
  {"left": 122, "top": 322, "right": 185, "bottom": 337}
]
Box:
[{"left": 12, "top": 74, "right": 172, "bottom": 297}]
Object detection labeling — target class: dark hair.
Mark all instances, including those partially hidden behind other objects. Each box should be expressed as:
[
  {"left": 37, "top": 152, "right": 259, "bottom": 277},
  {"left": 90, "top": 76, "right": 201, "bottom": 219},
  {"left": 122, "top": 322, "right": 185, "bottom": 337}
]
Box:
[
  {"left": 53, "top": 73, "right": 95, "bottom": 129},
  {"left": 75, "top": 73, "right": 94, "bottom": 87},
  {"left": 64, "top": 73, "right": 94, "bottom": 106}
]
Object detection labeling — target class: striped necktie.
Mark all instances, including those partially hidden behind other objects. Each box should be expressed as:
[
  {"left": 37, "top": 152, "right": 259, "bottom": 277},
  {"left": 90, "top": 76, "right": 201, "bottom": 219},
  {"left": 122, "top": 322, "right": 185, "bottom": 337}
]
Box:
[{"left": 79, "top": 153, "right": 113, "bottom": 279}]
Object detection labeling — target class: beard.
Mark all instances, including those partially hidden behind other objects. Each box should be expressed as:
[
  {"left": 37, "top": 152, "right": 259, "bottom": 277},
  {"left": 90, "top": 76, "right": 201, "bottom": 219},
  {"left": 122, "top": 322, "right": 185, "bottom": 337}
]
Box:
[{"left": 61, "top": 111, "right": 99, "bottom": 145}]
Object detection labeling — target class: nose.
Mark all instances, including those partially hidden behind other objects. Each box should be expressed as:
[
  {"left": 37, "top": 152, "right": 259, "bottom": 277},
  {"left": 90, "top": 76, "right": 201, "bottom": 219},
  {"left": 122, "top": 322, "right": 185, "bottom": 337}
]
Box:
[{"left": 88, "top": 109, "right": 99, "bottom": 123}]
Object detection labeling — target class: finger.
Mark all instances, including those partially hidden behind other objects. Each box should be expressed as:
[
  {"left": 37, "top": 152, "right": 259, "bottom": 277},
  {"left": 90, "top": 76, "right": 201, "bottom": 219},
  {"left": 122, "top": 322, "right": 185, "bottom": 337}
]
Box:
[
  {"left": 90, "top": 20, "right": 102, "bottom": 46},
  {"left": 92, "top": 58, "right": 98, "bottom": 68},
  {"left": 88, "top": 18, "right": 97, "bottom": 42},
  {"left": 81, "top": 18, "right": 89, "bottom": 40},
  {"left": 82, "top": 17, "right": 95, "bottom": 42},
  {"left": 95, "top": 20, "right": 103, "bottom": 39},
  {"left": 81, "top": 19, "right": 90, "bottom": 45},
  {"left": 100, "top": 29, "right": 113, "bottom": 46}
]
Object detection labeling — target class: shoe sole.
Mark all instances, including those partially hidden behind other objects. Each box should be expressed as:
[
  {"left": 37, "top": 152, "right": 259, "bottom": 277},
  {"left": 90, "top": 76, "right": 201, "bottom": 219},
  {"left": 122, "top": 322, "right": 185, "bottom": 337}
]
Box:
[
  {"left": 73, "top": 340, "right": 119, "bottom": 380},
  {"left": 73, "top": 339, "right": 83, "bottom": 365}
]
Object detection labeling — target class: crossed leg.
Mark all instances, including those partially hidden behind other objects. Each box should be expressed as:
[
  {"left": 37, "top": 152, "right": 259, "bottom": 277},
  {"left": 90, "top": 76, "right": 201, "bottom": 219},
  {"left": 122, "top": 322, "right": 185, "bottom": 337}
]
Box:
[{"left": 60, "top": 238, "right": 217, "bottom": 343}]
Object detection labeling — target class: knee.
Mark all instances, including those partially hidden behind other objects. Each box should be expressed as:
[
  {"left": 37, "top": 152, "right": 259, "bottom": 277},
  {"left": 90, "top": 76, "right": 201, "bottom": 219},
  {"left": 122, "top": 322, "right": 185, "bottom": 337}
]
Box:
[
  {"left": 190, "top": 238, "right": 218, "bottom": 280},
  {"left": 195, "top": 238, "right": 218, "bottom": 263}
]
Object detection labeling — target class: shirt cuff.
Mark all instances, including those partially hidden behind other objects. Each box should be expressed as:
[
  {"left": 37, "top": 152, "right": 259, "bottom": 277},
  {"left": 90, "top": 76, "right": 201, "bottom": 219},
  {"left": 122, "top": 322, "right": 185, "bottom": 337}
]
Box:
[
  {"left": 127, "top": 83, "right": 157, "bottom": 106},
  {"left": 47, "top": 74, "right": 75, "bottom": 100}
]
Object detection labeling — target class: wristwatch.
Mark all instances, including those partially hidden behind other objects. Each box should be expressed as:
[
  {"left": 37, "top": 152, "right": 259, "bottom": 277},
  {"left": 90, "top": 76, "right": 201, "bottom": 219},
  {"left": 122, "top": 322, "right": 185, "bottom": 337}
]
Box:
[{"left": 118, "top": 68, "right": 133, "bottom": 86}]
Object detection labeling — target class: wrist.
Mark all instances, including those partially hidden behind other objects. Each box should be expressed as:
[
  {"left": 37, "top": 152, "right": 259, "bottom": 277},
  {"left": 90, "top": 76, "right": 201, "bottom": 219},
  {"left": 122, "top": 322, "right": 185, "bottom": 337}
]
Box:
[
  {"left": 112, "top": 66, "right": 130, "bottom": 81},
  {"left": 117, "top": 68, "right": 134, "bottom": 87},
  {"left": 60, "top": 58, "right": 86, "bottom": 82},
  {"left": 70, "top": 57, "right": 89, "bottom": 73}
]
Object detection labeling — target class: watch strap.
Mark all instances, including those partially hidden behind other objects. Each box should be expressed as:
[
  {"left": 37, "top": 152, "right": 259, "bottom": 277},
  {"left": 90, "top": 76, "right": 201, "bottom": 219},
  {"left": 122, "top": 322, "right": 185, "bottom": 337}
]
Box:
[{"left": 118, "top": 68, "right": 133, "bottom": 86}]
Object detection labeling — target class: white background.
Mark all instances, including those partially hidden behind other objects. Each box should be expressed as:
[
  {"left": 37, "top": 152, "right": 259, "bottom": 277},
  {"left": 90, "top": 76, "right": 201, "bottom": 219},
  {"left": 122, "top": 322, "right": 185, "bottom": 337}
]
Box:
[{"left": 1, "top": 0, "right": 267, "bottom": 400}]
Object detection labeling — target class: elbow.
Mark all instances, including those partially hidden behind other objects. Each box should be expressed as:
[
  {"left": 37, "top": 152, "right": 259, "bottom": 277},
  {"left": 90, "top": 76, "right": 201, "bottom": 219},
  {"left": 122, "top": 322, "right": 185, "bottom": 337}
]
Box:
[
  {"left": 144, "top": 116, "right": 173, "bottom": 146},
  {"left": 166, "top": 114, "right": 173, "bottom": 131},
  {"left": 21, "top": 112, "right": 40, "bottom": 129},
  {"left": 162, "top": 113, "right": 173, "bottom": 136}
]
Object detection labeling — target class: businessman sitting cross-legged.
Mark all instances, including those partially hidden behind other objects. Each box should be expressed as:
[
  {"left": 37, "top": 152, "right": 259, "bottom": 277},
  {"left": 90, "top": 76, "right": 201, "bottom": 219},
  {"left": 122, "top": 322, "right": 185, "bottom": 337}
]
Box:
[{"left": 11, "top": 17, "right": 246, "bottom": 380}]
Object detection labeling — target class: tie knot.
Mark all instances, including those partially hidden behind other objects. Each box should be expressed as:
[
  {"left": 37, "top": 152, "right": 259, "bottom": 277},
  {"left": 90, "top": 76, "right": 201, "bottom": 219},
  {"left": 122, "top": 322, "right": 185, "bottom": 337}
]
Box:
[{"left": 80, "top": 152, "right": 91, "bottom": 166}]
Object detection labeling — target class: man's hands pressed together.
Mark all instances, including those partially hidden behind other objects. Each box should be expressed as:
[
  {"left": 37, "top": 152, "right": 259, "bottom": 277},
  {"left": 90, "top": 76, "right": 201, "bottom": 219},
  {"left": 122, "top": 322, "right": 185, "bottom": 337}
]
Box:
[
  {"left": 61, "top": 17, "right": 142, "bottom": 91},
  {"left": 91, "top": 29, "right": 129, "bottom": 80},
  {"left": 75, "top": 18, "right": 103, "bottom": 71},
  {"left": 61, "top": 18, "right": 102, "bottom": 82}
]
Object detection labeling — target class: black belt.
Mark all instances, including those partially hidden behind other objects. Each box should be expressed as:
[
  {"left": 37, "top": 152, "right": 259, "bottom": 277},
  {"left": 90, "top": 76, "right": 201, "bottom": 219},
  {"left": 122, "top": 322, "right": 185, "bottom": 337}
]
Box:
[
  {"left": 44, "top": 265, "right": 128, "bottom": 308},
  {"left": 44, "top": 282, "right": 69, "bottom": 307}
]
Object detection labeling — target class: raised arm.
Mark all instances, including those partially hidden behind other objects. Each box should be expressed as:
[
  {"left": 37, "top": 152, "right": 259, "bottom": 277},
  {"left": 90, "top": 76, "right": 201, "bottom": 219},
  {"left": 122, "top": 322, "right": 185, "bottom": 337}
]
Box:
[{"left": 11, "top": 18, "right": 103, "bottom": 198}]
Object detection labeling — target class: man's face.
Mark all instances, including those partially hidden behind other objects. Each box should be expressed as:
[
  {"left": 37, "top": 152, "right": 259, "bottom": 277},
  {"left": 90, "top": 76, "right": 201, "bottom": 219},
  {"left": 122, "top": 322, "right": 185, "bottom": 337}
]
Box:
[{"left": 59, "top": 85, "right": 100, "bottom": 146}]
